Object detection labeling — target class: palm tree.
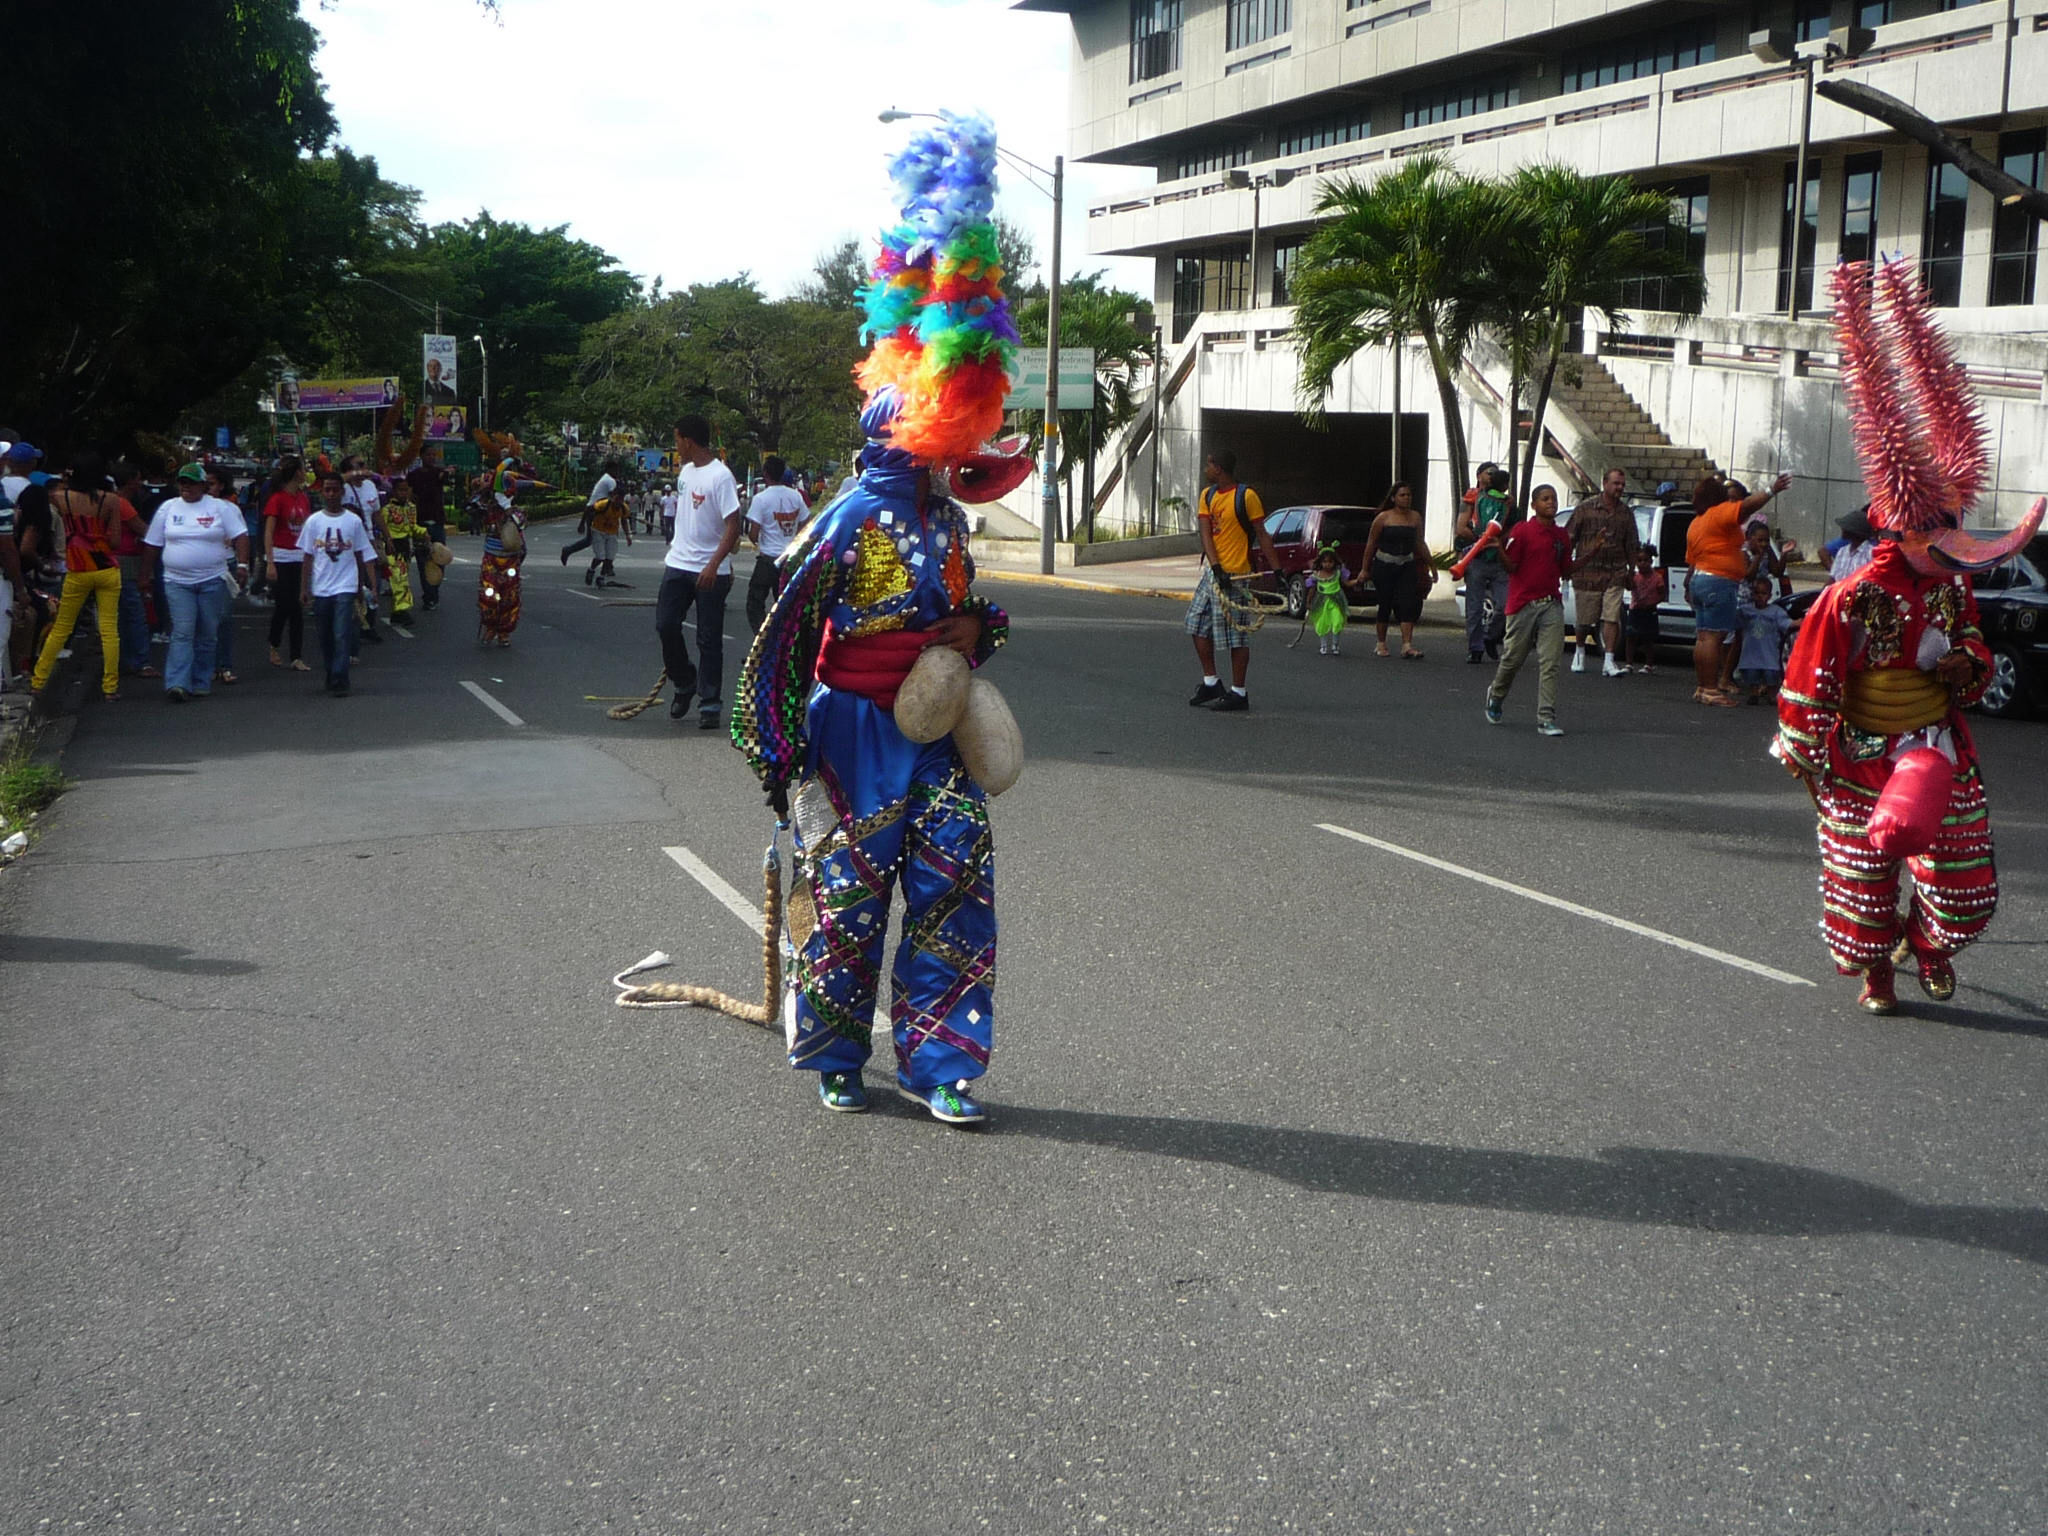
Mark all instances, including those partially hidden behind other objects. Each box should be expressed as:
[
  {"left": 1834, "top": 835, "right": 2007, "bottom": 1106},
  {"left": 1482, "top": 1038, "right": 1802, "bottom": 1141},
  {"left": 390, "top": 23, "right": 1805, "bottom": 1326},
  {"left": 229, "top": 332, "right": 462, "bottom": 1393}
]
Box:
[
  {"left": 1014, "top": 273, "right": 1157, "bottom": 538},
  {"left": 1290, "top": 155, "right": 1496, "bottom": 505},
  {"left": 1484, "top": 165, "right": 1708, "bottom": 507}
]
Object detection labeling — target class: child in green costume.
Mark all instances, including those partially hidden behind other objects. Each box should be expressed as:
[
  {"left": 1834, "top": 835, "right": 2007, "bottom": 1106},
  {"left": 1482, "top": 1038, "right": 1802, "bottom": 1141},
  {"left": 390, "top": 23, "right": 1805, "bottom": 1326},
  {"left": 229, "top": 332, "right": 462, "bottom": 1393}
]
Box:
[{"left": 1309, "top": 545, "right": 1349, "bottom": 656}]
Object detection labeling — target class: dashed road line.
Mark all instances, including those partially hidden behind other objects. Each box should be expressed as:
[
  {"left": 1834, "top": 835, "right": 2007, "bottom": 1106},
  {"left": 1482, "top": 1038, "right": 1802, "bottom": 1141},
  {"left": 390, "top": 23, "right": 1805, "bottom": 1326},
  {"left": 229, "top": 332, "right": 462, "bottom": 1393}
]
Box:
[
  {"left": 1317, "top": 822, "right": 1813, "bottom": 987},
  {"left": 459, "top": 680, "right": 525, "bottom": 727},
  {"left": 663, "top": 846, "right": 765, "bottom": 929}
]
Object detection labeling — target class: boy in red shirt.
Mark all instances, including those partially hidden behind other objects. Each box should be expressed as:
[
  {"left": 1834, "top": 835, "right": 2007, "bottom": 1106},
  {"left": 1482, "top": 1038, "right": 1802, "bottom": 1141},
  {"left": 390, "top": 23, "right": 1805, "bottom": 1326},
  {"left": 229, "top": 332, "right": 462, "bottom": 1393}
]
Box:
[{"left": 1484, "top": 484, "right": 1573, "bottom": 736}]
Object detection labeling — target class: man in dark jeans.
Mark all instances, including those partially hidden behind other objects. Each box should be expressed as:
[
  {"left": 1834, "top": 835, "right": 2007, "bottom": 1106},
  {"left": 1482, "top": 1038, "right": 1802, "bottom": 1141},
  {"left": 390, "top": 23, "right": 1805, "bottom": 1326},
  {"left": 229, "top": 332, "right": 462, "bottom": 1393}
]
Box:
[
  {"left": 653, "top": 414, "right": 742, "bottom": 729},
  {"left": 406, "top": 451, "right": 449, "bottom": 608}
]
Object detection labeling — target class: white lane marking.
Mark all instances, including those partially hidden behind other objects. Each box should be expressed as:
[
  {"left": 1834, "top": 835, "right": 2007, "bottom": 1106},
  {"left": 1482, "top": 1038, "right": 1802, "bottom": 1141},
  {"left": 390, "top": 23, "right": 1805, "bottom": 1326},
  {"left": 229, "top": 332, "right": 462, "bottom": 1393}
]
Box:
[
  {"left": 386, "top": 623, "right": 413, "bottom": 640},
  {"left": 664, "top": 846, "right": 764, "bottom": 929},
  {"left": 1317, "top": 822, "right": 1814, "bottom": 987},
  {"left": 459, "top": 680, "right": 525, "bottom": 727},
  {"left": 567, "top": 589, "right": 604, "bottom": 602}
]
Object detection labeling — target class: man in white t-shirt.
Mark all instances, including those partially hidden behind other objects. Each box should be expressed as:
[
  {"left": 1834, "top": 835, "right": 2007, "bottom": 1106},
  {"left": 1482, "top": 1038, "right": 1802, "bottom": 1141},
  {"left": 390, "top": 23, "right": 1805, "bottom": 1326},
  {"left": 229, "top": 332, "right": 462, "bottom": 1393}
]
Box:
[
  {"left": 659, "top": 485, "right": 678, "bottom": 542},
  {"left": 299, "top": 467, "right": 377, "bottom": 696},
  {"left": 743, "top": 455, "right": 811, "bottom": 633},
  {"left": 656, "top": 414, "right": 742, "bottom": 729},
  {"left": 140, "top": 463, "right": 249, "bottom": 701}
]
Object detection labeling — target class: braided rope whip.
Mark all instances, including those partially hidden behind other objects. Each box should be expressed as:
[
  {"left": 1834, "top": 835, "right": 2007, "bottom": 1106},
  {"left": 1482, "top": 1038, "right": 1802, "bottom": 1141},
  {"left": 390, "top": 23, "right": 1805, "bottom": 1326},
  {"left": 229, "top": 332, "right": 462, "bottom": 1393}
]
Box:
[
  {"left": 612, "top": 831, "right": 787, "bottom": 1025},
  {"left": 607, "top": 671, "right": 671, "bottom": 720}
]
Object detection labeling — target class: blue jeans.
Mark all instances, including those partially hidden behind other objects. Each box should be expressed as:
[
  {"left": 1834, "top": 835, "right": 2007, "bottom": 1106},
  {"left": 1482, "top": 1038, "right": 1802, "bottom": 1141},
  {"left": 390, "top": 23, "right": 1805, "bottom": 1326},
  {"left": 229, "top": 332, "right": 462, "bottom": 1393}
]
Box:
[
  {"left": 117, "top": 579, "right": 151, "bottom": 674},
  {"left": 163, "top": 579, "right": 227, "bottom": 695},
  {"left": 215, "top": 586, "right": 237, "bottom": 674},
  {"left": 1463, "top": 560, "right": 1509, "bottom": 655},
  {"left": 312, "top": 593, "right": 358, "bottom": 690},
  {"left": 654, "top": 568, "right": 732, "bottom": 710}
]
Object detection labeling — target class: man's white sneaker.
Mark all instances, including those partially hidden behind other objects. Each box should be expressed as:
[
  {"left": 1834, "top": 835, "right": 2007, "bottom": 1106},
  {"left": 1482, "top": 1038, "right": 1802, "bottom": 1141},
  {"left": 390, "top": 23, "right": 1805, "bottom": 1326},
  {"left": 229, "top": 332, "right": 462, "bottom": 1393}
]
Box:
[
  {"left": 1570, "top": 648, "right": 1587, "bottom": 674},
  {"left": 1602, "top": 655, "right": 1625, "bottom": 678}
]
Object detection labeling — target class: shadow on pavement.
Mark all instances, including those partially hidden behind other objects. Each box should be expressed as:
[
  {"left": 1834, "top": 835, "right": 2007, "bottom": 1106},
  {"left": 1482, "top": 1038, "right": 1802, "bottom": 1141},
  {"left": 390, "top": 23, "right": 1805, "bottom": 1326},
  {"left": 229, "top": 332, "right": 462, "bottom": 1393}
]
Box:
[
  {"left": 0, "top": 934, "right": 259, "bottom": 976},
  {"left": 999, "top": 1106, "right": 2048, "bottom": 1266}
]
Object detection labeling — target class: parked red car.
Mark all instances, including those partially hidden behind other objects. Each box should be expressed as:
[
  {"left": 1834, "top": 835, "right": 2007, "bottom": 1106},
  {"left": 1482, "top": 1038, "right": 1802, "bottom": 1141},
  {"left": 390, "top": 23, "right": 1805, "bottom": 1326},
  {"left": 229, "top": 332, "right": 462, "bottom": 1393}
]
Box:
[{"left": 1247, "top": 504, "right": 1382, "bottom": 617}]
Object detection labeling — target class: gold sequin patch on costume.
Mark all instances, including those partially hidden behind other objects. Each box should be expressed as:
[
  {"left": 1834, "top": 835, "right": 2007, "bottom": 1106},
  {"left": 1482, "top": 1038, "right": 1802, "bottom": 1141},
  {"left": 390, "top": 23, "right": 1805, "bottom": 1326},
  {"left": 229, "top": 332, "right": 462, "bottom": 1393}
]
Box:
[
  {"left": 1923, "top": 581, "right": 1963, "bottom": 633},
  {"left": 848, "top": 522, "right": 913, "bottom": 609}
]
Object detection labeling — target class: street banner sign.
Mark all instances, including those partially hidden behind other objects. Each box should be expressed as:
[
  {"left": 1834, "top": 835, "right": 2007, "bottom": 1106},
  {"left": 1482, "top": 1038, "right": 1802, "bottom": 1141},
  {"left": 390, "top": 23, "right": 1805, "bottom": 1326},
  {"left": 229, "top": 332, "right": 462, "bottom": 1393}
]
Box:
[
  {"left": 562, "top": 422, "right": 581, "bottom": 445},
  {"left": 422, "top": 335, "right": 459, "bottom": 402},
  {"left": 427, "top": 405, "right": 469, "bottom": 441},
  {"left": 285, "top": 377, "right": 400, "bottom": 412},
  {"left": 1008, "top": 347, "right": 1097, "bottom": 410}
]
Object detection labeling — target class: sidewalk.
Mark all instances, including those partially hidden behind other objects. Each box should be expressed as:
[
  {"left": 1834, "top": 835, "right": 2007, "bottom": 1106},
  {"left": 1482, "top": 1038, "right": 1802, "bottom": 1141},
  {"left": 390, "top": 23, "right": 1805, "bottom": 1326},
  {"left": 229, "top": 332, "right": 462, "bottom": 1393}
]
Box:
[{"left": 972, "top": 545, "right": 1473, "bottom": 628}]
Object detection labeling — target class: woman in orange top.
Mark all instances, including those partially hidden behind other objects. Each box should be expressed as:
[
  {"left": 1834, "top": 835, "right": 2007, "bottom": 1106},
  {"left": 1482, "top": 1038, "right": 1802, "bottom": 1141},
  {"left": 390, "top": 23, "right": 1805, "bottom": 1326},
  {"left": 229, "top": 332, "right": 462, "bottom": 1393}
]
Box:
[
  {"left": 1686, "top": 471, "right": 1789, "bottom": 704},
  {"left": 31, "top": 453, "right": 144, "bottom": 701}
]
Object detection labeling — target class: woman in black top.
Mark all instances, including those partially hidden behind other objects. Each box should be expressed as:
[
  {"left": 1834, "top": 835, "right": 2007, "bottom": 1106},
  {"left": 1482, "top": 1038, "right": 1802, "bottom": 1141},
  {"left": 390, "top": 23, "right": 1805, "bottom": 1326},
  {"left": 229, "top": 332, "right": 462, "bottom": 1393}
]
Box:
[{"left": 1359, "top": 481, "right": 1434, "bottom": 659}]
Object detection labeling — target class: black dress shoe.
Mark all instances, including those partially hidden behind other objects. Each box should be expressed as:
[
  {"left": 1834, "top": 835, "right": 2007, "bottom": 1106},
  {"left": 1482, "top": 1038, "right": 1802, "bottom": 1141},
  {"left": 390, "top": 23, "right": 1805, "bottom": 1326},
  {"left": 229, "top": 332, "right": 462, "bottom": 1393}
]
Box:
[
  {"left": 1188, "top": 680, "right": 1225, "bottom": 707},
  {"left": 1212, "top": 690, "right": 1249, "bottom": 712},
  {"left": 669, "top": 690, "right": 694, "bottom": 720},
  {"left": 1466, "top": 651, "right": 1486, "bottom": 664},
  {"left": 699, "top": 707, "right": 722, "bottom": 731}
]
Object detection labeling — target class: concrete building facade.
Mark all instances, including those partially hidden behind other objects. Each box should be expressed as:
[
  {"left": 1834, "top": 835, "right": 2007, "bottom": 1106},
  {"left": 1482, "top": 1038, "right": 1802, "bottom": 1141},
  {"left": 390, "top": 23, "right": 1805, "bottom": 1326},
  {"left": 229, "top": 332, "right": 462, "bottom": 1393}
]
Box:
[{"left": 1011, "top": 0, "right": 2048, "bottom": 552}]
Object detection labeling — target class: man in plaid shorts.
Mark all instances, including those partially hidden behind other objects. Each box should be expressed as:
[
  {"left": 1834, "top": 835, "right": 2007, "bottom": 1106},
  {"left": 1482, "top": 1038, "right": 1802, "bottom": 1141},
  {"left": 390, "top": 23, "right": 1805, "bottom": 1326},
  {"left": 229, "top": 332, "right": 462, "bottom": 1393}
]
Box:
[{"left": 1186, "top": 448, "right": 1284, "bottom": 713}]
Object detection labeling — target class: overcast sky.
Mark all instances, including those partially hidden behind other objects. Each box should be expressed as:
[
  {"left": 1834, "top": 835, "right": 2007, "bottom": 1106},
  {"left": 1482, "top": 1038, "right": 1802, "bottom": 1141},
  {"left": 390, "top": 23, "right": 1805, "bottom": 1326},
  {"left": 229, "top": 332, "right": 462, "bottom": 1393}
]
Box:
[{"left": 309, "top": 0, "right": 1152, "bottom": 301}]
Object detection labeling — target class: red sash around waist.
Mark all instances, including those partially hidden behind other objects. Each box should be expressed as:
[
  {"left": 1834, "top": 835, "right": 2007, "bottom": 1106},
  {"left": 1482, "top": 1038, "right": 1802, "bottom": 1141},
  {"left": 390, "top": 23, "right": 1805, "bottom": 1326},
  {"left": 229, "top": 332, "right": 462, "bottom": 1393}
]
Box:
[{"left": 816, "top": 623, "right": 932, "bottom": 710}]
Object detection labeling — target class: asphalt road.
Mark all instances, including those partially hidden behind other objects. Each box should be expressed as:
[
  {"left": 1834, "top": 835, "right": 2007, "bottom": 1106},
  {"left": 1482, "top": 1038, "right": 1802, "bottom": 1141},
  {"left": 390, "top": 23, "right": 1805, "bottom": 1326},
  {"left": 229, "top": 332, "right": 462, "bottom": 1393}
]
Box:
[{"left": 3, "top": 531, "right": 2045, "bottom": 1534}]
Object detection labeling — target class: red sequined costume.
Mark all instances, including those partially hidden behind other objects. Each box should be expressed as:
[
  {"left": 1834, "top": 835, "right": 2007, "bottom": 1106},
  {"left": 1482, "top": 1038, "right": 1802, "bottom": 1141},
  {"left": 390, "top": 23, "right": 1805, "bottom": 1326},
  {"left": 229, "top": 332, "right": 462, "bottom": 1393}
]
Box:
[{"left": 1776, "top": 261, "right": 2043, "bottom": 1012}]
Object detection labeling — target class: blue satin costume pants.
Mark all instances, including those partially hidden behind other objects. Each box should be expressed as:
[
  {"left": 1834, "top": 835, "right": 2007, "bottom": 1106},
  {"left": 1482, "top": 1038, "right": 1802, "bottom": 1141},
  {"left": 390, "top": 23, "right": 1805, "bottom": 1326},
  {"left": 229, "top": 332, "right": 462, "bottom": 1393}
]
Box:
[{"left": 787, "top": 686, "right": 996, "bottom": 1090}]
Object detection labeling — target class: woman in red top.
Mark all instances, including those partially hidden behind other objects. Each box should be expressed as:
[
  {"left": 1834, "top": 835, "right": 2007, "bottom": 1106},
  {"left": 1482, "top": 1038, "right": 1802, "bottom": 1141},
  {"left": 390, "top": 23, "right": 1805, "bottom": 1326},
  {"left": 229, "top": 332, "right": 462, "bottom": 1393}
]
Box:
[
  {"left": 262, "top": 457, "right": 312, "bottom": 670},
  {"left": 30, "top": 453, "right": 141, "bottom": 700}
]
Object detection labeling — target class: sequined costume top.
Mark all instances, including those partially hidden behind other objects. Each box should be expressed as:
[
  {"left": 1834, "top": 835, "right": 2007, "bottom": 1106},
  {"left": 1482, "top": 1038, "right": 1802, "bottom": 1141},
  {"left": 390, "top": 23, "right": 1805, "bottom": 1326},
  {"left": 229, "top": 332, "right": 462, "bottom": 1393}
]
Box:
[
  {"left": 731, "top": 443, "right": 1007, "bottom": 789},
  {"left": 1776, "top": 540, "right": 1991, "bottom": 780}
]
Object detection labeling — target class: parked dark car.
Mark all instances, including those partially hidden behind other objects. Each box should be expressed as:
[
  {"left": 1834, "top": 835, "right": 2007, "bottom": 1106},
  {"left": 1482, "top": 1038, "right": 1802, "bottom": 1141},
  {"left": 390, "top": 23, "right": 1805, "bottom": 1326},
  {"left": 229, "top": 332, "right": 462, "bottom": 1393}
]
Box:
[
  {"left": 1970, "top": 532, "right": 2048, "bottom": 718},
  {"left": 1248, "top": 504, "right": 1381, "bottom": 618}
]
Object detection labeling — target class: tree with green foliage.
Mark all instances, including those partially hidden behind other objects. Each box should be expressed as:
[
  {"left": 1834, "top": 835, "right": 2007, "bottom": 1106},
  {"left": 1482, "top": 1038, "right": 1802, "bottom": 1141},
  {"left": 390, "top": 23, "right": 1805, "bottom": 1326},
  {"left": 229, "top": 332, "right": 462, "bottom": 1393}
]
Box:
[
  {"left": 1013, "top": 273, "right": 1155, "bottom": 537},
  {"left": 1483, "top": 166, "right": 1706, "bottom": 506},
  {"left": 1290, "top": 155, "right": 1492, "bottom": 508},
  {"left": 567, "top": 279, "right": 864, "bottom": 472},
  {"left": 0, "top": 0, "right": 381, "bottom": 453}
]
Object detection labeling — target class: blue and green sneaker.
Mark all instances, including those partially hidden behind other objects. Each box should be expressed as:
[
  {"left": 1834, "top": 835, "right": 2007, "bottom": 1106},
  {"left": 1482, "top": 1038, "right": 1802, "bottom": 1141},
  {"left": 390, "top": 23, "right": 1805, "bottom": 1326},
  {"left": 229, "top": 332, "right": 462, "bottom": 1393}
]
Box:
[
  {"left": 898, "top": 1077, "right": 988, "bottom": 1126},
  {"left": 817, "top": 1072, "right": 868, "bottom": 1113}
]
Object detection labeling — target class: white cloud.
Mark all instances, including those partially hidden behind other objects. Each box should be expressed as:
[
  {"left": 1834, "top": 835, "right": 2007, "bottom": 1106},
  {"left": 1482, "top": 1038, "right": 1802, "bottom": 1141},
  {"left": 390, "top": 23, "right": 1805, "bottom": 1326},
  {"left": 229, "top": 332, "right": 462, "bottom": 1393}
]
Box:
[{"left": 308, "top": 0, "right": 1152, "bottom": 300}]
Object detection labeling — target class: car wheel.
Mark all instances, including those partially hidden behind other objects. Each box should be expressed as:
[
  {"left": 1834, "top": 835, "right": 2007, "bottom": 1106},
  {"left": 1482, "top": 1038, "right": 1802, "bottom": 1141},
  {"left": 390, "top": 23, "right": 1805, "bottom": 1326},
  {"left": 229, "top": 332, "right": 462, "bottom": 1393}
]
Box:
[
  {"left": 1977, "top": 644, "right": 2029, "bottom": 718},
  {"left": 1285, "top": 575, "right": 1309, "bottom": 619}
]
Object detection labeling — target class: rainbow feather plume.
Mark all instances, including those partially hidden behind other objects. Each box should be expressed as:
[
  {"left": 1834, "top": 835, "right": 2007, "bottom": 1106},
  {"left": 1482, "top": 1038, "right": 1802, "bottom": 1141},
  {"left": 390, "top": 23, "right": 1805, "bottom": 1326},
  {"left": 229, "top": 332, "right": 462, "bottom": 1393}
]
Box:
[{"left": 857, "top": 111, "right": 1017, "bottom": 465}]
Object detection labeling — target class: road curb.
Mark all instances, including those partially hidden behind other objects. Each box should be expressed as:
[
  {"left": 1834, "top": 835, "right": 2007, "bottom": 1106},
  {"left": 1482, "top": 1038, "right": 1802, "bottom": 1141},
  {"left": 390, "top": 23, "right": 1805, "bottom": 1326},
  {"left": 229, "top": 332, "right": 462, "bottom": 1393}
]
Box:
[{"left": 976, "top": 569, "right": 1192, "bottom": 602}]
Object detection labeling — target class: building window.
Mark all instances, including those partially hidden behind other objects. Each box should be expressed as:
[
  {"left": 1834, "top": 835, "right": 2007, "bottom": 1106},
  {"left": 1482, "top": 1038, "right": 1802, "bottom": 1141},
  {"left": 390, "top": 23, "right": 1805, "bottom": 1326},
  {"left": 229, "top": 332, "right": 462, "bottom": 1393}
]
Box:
[
  {"left": 1277, "top": 107, "right": 1374, "bottom": 158},
  {"left": 1173, "top": 247, "right": 1250, "bottom": 340},
  {"left": 1990, "top": 127, "right": 2045, "bottom": 306},
  {"left": 1922, "top": 158, "right": 1970, "bottom": 307},
  {"left": 1172, "top": 141, "right": 1251, "bottom": 181},
  {"left": 1560, "top": 20, "right": 1715, "bottom": 95},
  {"left": 1226, "top": 0, "right": 1290, "bottom": 52},
  {"left": 1622, "top": 177, "right": 1709, "bottom": 312},
  {"left": 1856, "top": 1, "right": 1892, "bottom": 24},
  {"left": 1401, "top": 69, "right": 1520, "bottom": 130},
  {"left": 1778, "top": 160, "right": 1821, "bottom": 313},
  {"left": 1270, "top": 238, "right": 1305, "bottom": 306},
  {"left": 1794, "top": 0, "right": 1830, "bottom": 43},
  {"left": 1839, "top": 152, "right": 1882, "bottom": 268},
  {"left": 1130, "top": 0, "right": 1182, "bottom": 85}
]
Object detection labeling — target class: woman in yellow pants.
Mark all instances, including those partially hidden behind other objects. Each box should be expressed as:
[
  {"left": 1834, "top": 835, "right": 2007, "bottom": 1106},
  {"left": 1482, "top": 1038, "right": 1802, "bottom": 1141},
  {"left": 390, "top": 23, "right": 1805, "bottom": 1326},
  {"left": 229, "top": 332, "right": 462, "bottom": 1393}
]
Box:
[{"left": 32, "top": 454, "right": 138, "bottom": 701}]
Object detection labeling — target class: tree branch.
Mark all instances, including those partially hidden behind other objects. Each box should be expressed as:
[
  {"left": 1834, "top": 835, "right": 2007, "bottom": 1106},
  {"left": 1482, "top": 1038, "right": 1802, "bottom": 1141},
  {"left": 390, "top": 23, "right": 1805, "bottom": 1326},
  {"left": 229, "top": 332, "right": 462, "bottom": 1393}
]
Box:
[{"left": 1814, "top": 78, "right": 2048, "bottom": 221}]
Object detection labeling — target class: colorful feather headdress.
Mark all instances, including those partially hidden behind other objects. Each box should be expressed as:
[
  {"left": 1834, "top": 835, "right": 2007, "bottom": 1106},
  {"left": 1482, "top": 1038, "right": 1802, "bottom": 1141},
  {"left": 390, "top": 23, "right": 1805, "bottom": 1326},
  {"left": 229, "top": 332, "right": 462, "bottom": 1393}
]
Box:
[{"left": 856, "top": 112, "right": 1029, "bottom": 499}]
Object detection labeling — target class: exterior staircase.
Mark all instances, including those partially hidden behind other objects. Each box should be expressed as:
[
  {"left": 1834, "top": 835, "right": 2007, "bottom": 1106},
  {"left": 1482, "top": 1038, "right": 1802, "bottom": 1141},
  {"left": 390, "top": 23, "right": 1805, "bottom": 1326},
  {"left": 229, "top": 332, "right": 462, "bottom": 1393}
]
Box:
[{"left": 1549, "top": 356, "right": 1717, "bottom": 495}]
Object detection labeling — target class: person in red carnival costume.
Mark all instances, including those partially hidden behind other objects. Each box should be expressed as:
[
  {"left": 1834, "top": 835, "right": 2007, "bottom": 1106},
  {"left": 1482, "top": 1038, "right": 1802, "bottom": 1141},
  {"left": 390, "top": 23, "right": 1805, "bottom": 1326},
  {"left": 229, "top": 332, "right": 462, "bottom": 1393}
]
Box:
[{"left": 1776, "top": 260, "right": 2044, "bottom": 1014}]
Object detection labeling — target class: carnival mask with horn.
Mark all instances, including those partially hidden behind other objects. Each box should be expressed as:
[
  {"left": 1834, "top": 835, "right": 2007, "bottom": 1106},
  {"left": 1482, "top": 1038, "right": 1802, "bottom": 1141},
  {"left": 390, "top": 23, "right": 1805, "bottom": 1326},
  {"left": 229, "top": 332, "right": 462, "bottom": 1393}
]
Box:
[{"left": 1833, "top": 258, "right": 2043, "bottom": 574}]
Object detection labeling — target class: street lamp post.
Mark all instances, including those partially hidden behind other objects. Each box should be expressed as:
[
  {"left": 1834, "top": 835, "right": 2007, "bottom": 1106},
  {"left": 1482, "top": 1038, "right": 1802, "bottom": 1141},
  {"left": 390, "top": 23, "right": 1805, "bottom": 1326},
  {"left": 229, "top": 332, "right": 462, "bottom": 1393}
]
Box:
[
  {"left": 472, "top": 333, "right": 490, "bottom": 434},
  {"left": 1750, "top": 25, "right": 1873, "bottom": 324},
  {"left": 880, "top": 110, "right": 1064, "bottom": 573},
  {"left": 1225, "top": 167, "right": 1296, "bottom": 308}
]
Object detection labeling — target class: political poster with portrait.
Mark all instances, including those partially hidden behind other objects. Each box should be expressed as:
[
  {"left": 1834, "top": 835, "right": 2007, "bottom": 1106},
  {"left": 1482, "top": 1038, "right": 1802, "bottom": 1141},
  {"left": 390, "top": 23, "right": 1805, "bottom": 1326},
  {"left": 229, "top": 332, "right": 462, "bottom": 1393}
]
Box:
[
  {"left": 291, "top": 377, "right": 401, "bottom": 411},
  {"left": 428, "top": 405, "right": 469, "bottom": 440},
  {"left": 422, "top": 335, "right": 459, "bottom": 403}
]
